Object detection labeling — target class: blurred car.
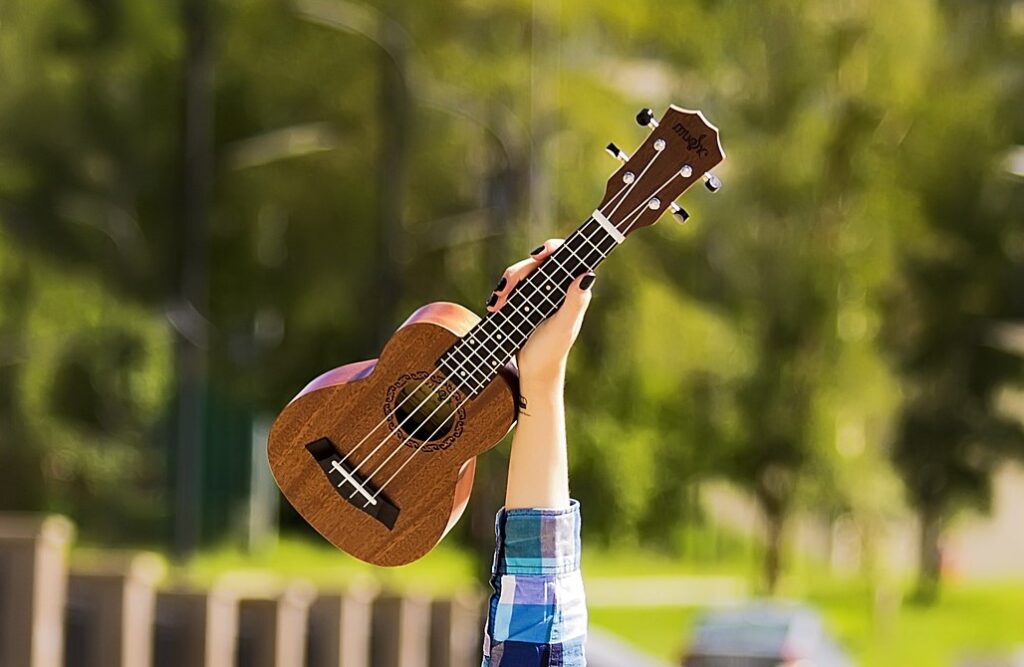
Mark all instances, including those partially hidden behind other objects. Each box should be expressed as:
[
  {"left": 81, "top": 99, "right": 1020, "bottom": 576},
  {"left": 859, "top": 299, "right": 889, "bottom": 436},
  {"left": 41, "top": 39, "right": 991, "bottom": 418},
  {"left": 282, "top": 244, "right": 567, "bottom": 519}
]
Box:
[{"left": 681, "top": 602, "right": 853, "bottom": 667}]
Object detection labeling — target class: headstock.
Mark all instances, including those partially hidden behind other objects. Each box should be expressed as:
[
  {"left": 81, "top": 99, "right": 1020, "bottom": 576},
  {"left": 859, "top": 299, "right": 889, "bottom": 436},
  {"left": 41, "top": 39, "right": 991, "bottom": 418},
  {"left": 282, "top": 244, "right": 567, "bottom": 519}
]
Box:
[{"left": 598, "top": 106, "right": 725, "bottom": 236}]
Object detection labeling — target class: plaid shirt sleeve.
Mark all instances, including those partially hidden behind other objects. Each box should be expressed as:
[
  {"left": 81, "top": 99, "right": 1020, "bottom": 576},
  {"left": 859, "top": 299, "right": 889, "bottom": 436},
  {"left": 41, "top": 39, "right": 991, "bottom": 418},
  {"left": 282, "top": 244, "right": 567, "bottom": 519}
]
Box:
[{"left": 481, "top": 500, "right": 587, "bottom": 666}]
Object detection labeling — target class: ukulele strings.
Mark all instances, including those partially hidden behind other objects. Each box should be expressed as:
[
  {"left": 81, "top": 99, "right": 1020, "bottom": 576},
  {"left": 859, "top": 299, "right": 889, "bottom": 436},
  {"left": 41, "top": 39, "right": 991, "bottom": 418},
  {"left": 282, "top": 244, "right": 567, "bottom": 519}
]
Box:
[
  {"left": 357, "top": 216, "right": 618, "bottom": 498},
  {"left": 366, "top": 181, "right": 671, "bottom": 499},
  {"left": 329, "top": 173, "right": 638, "bottom": 484},
  {"left": 364, "top": 166, "right": 687, "bottom": 504},
  {"left": 605, "top": 142, "right": 662, "bottom": 220},
  {"left": 348, "top": 149, "right": 669, "bottom": 497},
  {"left": 344, "top": 177, "right": 638, "bottom": 495}
]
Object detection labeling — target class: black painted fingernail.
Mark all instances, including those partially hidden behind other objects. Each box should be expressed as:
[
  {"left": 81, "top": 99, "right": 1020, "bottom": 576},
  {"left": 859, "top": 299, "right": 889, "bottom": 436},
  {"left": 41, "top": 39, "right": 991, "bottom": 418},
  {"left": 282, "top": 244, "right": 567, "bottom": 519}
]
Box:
[
  {"left": 494, "top": 276, "right": 507, "bottom": 291},
  {"left": 580, "top": 273, "right": 596, "bottom": 290},
  {"left": 486, "top": 293, "right": 498, "bottom": 307},
  {"left": 530, "top": 245, "right": 545, "bottom": 256}
]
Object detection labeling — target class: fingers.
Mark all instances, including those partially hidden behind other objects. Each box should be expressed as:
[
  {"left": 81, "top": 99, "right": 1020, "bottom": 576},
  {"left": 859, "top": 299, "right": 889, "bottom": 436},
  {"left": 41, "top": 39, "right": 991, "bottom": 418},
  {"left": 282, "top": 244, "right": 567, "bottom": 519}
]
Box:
[
  {"left": 486, "top": 239, "right": 564, "bottom": 312},
  {"left": 528, "top": 239, "right": 563, "bottom": 262}
]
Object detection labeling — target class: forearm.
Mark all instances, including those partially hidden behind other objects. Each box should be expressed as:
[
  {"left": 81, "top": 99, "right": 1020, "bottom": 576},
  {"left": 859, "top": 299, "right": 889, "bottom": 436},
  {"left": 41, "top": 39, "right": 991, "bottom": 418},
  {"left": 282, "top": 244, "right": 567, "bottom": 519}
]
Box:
[
  {"left": 482, "top": 246, "right": 591, "bottom": 666},
  {"left": 504, "top": 370, "right": 571, "bottom": 510}
]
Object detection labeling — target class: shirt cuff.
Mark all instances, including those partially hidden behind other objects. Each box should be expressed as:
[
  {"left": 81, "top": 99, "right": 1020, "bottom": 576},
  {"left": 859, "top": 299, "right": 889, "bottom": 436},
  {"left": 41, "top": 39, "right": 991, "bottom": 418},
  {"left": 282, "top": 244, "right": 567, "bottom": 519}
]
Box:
[{"left": 492, "top": 499, "right": 582, "bottom": 577}]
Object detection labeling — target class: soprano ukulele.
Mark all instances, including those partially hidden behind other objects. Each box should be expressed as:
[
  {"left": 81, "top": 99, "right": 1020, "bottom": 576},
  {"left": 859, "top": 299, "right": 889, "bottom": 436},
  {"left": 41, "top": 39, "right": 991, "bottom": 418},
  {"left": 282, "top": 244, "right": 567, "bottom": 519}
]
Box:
[{"left": 268, "top": 106, "right": 725, "bottom": 566}]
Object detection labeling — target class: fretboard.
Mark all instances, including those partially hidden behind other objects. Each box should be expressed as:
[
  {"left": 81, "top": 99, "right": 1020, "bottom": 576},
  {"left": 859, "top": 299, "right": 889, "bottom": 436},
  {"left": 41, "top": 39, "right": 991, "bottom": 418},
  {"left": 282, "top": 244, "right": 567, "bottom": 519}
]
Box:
[{"left": 437, "top": 214, "right": 621, "bottom": 396}]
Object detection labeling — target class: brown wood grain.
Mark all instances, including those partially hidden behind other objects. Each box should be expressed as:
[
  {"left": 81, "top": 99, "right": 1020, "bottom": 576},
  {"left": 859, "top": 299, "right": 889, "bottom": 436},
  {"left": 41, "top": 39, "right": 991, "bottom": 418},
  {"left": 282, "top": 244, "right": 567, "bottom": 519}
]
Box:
[{"left": 267, "top": 302, "right": 518, "bottom": 566}]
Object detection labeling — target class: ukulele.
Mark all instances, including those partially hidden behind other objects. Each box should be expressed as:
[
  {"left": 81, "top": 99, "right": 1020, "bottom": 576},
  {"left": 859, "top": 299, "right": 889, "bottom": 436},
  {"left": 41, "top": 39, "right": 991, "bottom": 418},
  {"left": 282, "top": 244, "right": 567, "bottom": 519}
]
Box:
[{"left": 268, "top": 106, "right": 725, "bottom": 566}]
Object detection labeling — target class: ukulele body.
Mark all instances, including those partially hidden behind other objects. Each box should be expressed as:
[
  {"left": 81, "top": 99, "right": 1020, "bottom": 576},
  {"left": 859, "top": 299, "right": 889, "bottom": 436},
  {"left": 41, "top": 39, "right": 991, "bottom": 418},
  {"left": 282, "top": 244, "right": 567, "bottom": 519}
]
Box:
[
  {"left": 267, "top": 301, "right": 518, "bottom": 566},
  {"left": 268, "top": 106, "right": 725, "bottom": 566}
]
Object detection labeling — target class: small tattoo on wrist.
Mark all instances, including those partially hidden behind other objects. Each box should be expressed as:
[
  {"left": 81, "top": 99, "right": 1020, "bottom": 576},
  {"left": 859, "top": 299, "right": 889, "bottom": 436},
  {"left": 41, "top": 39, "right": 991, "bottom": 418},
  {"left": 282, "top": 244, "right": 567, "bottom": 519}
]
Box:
[{"left": 517, "top": 395, "right": 529, "bottom": 414}]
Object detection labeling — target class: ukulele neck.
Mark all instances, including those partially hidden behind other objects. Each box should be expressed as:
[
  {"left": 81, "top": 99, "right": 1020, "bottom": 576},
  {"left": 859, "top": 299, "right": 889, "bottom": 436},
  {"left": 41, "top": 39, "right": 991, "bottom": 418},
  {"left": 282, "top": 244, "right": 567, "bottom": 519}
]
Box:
[{"left": 437, "top": 212, "right": 624, "bottom": 397}]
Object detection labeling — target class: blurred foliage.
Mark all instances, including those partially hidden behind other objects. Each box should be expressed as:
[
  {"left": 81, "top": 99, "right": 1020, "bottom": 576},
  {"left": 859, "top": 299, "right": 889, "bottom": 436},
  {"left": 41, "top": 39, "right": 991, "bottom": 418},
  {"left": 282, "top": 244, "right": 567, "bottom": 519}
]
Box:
[
  {"left": 876, "top": 2, "right": 1024, "bottom": 597},
  {"left": 0, "top": 0, "right": 1021, "bottom": 600}
]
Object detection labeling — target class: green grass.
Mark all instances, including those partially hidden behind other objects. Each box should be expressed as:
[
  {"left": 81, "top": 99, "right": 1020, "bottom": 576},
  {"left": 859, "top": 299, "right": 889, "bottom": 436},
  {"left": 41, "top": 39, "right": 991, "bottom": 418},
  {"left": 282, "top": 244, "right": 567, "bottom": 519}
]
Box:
[
  {"left": 589, "top": 606, "right": 697, "bottom": 663},
  {"left": 582, "top": 546, "right": 756, "bottom": 579},
  {"left": 807, "top": 579, "right": 1024, "bottom": 667},
  {"left": 182, "top": 535, "right": 479, "bottom": 595}
]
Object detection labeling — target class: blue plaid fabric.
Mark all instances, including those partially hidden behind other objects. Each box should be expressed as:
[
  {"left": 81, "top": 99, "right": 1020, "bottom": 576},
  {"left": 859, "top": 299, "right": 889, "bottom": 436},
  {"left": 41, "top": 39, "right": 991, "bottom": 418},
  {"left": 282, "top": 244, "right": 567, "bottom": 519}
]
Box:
[{"left": 482, "top": 500, "right": 587, "bottom": 666}]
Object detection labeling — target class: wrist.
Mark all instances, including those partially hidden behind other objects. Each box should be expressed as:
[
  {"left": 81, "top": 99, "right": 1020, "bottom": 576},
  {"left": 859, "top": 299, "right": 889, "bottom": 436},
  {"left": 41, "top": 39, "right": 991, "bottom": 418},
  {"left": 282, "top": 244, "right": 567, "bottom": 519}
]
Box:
[{"left": 519, "top": 365, "right": 566, "bottom": 399}]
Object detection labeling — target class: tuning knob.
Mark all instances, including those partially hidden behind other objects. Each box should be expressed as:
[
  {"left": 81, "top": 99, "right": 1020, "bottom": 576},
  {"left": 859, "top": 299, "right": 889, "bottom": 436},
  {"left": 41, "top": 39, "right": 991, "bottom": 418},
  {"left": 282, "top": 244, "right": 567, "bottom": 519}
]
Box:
[
  {"left": 669, "top": 202, "right": 690, "bottom": 223},
  {"left": 703, "top": 172, "right": 722, "bottom": 192},
  {"left": 605, "top": 142, "right": 629, "bottom": 162},
  {"left": 636, "top": 108, "right": 658, "bottom": 128}
]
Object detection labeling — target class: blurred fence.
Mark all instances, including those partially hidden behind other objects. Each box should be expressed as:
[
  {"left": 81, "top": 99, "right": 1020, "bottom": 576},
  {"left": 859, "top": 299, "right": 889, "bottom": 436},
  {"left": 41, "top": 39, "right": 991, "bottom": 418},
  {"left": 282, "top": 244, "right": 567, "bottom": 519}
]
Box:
[{"left": 0, "top": 513, "right": 484, "bottom": 667}]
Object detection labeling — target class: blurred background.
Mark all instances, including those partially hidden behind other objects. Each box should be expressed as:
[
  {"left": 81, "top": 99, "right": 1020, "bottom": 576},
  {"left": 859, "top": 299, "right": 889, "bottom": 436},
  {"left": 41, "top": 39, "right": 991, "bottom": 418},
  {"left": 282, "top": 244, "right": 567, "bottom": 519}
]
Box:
[{"left": 0, "top": 0, "right": 1023, "bottom": 665}]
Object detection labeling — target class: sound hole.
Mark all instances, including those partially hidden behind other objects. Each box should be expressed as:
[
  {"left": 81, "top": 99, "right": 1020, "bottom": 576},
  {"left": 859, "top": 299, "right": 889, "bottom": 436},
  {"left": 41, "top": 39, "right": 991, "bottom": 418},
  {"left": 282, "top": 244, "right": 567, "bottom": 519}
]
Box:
[{"left": 395, "top": 382, "right": 456, "bottom": 442}]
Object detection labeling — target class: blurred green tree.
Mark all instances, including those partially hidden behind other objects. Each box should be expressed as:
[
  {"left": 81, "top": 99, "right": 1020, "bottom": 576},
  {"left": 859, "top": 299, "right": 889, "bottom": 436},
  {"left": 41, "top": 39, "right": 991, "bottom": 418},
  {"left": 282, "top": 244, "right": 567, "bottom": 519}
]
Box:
[
  {"left": 881, "top": 1, "right": 1024, "bottom": 600},
  {"left": 586, "top": 0, "right": 930, "bottom": 592},
  {"left": 0, "top": 0, "right": 1019, "bottom": 592}
]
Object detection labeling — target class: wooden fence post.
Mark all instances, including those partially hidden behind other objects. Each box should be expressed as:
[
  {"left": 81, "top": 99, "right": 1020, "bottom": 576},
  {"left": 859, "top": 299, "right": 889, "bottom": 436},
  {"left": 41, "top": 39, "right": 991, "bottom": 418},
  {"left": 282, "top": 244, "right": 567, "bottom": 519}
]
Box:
[
  {"left": 235, "top": 580, "right": 316, "bottom": 667},
  {"left": 0, "top": 514, "right": 74, "bottom": 667},
  {"left": 64, "top": 553, "right": 164, "bottom": 667},
  {"left": 306, "top": 582, "right": 377, "bottom": 667},
  {"left": 371, "top": 593, "right": 432, "bottom": 667},
  {"left": 430, "top": 590, "right": 485, "bottom": 667},
  {"left": 153, "top": 585, "right": 238, "bottom": 667}
]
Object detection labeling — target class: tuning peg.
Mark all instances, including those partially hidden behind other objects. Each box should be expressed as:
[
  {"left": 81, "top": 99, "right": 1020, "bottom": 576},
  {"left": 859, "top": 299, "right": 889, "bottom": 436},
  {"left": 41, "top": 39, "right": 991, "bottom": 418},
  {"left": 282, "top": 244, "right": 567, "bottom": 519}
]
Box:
[
  {"left": 605, "top": 142, "right": 630, "bottom": 163},
  {"left": 636, "top": 108, "right": 658, "bottom": 128},
  {"left": 703, "top": 172, "right": 722, "bottom": 192},
  {"left": 669, "top": 202, "right": 690, "bottom": 224}
]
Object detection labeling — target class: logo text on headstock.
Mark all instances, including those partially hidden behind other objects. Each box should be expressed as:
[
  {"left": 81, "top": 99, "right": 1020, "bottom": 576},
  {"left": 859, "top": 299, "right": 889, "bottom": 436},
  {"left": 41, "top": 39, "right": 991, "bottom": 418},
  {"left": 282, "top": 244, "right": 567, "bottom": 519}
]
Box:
[{"left": 672, "top": 122, "right": 710, "bottom": 158}]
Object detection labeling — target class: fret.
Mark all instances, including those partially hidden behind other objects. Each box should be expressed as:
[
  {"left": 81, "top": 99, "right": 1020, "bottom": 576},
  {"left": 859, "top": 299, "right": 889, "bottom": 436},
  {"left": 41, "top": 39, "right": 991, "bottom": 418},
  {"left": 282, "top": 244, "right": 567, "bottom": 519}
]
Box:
[
  {"left": 578, "top": 231, "right": 607, "bottom": 257},
  {"left": 450, "top": 343, "right": 489, "bottom": 373},
  {"left": 513, "top": 298, "right": 547, "bottom": 328},
  {"left": 446, "top": 345, "right": 471, "bottom": 369},
  {"left": 438, "top": 358, "right": 461, "bottom": 379},
  {"left": 485, "top": 317, "right": 526, "bottom": 349},
  {"left": 449, "top": 356, "right": 483, "bottom": 385},
  {"left": 496, "top": 308, "right": 535, "bottom": 339},
  {"left": 556, "top": 246, "right": 596, "bottom": 275},
  {"left": 505, "top": 308, "right": 542, "bottom": 340},
  {"left": 494, "top": 329, "right": 527, "bottom": 355},
  {"left": 572, "top": 221, "right": 614, "bottom": 264},
  {"left": 580, "top": 238, "right": 612, "bottom": 266},
  {"left": 540, "top": 251, "right": 579, "bottom": 285},
  {"left": 469, "top": 323, "right": 515, "bottom": 366},
  {"left": 446, "top": 370, "right": 481, "bottom": 396},
  {"left": 518, "top": 272, "right": 564, "bottom": 313},
  {"left": 527, "top": 291, "right": 563, "bottom": 319},
  {"left": 439, "top": 343, "right": 488, "bottom": 393},
  {"left": 484, "top": 324, "right": 512, "bottom": 349},
  {"left": 461, "top": 330, "right": 507, "bottom": 367},
  {"left": 436, "top": 360, "right": 463, "bottom": 391}
]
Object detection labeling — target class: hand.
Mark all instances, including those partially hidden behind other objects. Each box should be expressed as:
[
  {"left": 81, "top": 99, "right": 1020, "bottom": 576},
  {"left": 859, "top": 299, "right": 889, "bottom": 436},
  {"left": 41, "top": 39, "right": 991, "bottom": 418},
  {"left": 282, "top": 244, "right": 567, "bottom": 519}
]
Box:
[{"left": 486, "top": 239, "right": 596, "bottom": 388}]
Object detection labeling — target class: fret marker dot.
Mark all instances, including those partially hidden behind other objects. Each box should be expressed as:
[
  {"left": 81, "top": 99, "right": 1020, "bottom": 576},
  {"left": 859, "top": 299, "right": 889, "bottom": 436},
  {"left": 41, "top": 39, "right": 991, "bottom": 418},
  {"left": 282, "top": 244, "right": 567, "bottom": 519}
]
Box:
[{"left": 623, "top": 171, "right": 635, "bottom": 184}]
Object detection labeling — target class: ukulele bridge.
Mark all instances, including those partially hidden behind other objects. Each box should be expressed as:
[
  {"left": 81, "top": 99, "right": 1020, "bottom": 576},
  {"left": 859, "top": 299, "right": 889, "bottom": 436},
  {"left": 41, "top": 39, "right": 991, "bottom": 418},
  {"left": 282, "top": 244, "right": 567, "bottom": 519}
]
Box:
[{"left": 305, "top": 437, "right": 400, "bottom": 530}]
